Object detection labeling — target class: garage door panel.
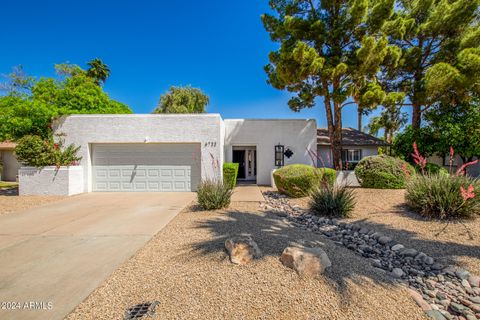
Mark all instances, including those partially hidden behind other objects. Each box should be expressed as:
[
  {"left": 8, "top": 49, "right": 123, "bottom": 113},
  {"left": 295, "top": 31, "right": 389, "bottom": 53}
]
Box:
[{"left": 92, "top": 144, "right": 200, "bottom": 192}]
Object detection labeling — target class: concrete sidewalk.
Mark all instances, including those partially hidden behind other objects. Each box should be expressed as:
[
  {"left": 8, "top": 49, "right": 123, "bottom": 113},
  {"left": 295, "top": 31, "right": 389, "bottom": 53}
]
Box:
[
  {"left": 0, "top": 192, "right": 194, "bottom": 320},
  {"left": 231, "top": 185, "right": 265, "bottom": 202}
]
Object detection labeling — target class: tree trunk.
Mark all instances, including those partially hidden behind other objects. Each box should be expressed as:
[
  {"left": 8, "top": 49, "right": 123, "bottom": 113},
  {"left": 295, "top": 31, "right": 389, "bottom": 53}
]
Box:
[
  {"left": 332, "top": 101, "right": 343, "bottom": 170},
  {"left": 323, "top": 94, "right": 342, "bottom": 169},
  {"left": 412, "top": 104, "right": 422, "bottom": 130},
  {"left": 357, "top": 107, "right": 363, "bottom": 132}
]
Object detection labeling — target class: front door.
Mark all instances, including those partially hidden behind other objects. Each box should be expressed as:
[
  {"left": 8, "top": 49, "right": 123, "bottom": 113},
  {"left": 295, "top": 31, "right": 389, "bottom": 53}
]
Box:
[
  {"left": 232, "top": 150, "right": 245, "bottom": 179},
  {"left": 232, "top": 147, "right": 256, "bottom": 182}
]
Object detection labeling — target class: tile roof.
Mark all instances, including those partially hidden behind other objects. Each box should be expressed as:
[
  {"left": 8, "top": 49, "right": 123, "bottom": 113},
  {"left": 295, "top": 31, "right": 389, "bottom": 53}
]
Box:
[
  {"left": 317, "top": 128, "right": 388, "bottom": 146},
  {"left": 0, "top": 141, "right": 17, "bottom": 150}
]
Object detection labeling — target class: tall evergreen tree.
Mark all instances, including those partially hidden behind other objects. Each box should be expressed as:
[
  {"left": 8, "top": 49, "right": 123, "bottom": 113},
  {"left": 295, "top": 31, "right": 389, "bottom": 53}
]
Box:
[
  {"left": 382, "top": 0, "right": 479, "bottom": 129},
  {"left": 262, "top": 0, "right": 400, "bottom": 168}
]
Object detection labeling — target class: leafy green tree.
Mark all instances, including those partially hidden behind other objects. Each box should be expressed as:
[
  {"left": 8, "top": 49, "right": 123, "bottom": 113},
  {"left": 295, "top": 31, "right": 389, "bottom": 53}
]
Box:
[
  {"left": 382, "top": 0, "right": 479, "bottom": 129},
  {"left": 0, "top": 65, "right": 131, "bottom": 141},
  {"left": 86, "top": 58, "right": 111, "bottom": 86},
  {"left": 0, "top": 65, "right": 34, "bottom": 97},
  {"left": 392, "top": 125, "right": 438, "bottom": 161},
  {"left": 425, "top": 101, "right": 480, "bottom": 163},
  {"left": 262, "top": 0, "right": 400, "bottom": 168},
  {"left": 153, "top": 86, "right": 209, "bottom": 114}
]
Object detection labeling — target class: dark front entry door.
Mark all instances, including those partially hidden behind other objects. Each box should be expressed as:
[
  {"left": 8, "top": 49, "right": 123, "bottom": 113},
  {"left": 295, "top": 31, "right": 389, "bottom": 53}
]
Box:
[{"left": 232, "top": 150, "right": 245, "bottom": 179}]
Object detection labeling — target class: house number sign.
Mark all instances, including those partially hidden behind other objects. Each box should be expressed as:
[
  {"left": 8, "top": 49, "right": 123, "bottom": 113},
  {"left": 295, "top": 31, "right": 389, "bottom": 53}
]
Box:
[{"left": 204, "top": 141, "right": 217, "bottom": 147}]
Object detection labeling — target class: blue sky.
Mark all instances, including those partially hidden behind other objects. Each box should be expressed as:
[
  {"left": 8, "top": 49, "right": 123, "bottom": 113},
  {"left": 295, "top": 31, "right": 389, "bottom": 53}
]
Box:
[{"left": 0, "top": 0, "right": 386, "bottom": 129}]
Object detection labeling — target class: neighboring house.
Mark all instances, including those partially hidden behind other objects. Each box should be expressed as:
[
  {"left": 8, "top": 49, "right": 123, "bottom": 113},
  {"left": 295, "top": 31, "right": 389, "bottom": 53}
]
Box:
[
  {"left": 316, "top": 128, "right": 387, "bottom": 168},
  {"left": 43, "top": 114, "right": 318, "bottom": 193},
  {"left": 0, "top": 141, "right": 20, "bottom": 182},
  {"left": 428, "top": 154, "right": 480, "bottom": 177}
]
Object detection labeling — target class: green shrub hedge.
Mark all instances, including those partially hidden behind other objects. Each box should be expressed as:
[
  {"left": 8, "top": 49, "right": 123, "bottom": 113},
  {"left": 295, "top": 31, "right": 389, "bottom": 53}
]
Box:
[
  {"left": 197, "top": 179, "right": 233, "bottom": 210},
  {"left": 406, "top": 174, "right": 479, "bottom": 219},
  {"left": 223, "top": 162, "right": 239, "bottom": 189},
  {"left": 354, "top": 155, "right": 415, "bottom": 189},
  {"left": 415, "top": 162, "right": 449, "bottom": 176},
  {"left": 273, "top": 164, "right": 336, "bottom": 198}
]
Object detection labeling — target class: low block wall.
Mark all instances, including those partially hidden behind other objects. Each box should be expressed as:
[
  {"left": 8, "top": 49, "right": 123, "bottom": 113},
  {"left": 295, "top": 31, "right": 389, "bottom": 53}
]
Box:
[{"left": 19, "top": 166, "right": 84, "bottom": 196}]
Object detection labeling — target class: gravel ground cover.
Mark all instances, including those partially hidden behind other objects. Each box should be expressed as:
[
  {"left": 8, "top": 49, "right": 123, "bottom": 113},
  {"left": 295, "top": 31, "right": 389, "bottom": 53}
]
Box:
[
  {"left": 67, "top": 202, "right": 425, "bottom": 320},
  {"left": 284, "top": 188, "right": 480, "bottom": 276},
  {"left": 0, "top": 187, "right": 65, "bottom": 215},
  {"left": 262, "top": 191, "right": 480, "bottom": 319}
]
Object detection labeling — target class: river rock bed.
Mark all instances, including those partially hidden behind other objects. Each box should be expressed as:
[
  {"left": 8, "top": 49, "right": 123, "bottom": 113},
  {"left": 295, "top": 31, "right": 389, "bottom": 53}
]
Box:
[{"left": 261, "top": 191, "right": 480, "bottom": 320}]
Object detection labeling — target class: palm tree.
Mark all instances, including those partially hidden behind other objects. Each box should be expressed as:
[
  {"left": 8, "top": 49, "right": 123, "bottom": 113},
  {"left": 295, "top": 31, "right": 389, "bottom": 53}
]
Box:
[
  {"left": 86, "top": 58, "right": 111, "bottom": 86},
  {"left": 368, "top": 105, "right": 408, "bottom": 144}
]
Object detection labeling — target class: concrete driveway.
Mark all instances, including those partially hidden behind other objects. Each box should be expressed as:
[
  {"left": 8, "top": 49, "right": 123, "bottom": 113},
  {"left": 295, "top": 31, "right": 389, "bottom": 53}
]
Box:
[{"left": 0, "top": 192, "right": 194, "bottom": 320}]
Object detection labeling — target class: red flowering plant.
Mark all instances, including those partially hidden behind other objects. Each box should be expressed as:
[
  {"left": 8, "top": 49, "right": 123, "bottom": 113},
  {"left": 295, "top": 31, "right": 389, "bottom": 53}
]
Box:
[
  {"left": 405, "top": 143, "right": 479, "bottom": 220},
  {"left": 411, "top": 142, "right": 427, "bottom": 175}
]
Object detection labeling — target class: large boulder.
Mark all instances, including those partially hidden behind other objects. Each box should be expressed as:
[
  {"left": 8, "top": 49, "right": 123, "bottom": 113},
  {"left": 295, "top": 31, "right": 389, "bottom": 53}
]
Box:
[
  {"left": 225, "top": 236, "right": 262, "bottom": 265},
  {"left": 280, "top": 245, "right": 331, "bottom": 277}
]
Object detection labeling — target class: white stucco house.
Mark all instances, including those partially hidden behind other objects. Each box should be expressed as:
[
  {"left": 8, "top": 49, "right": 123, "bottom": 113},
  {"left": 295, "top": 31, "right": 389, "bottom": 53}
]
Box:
[{"left": 19, "top": 114, "right": 318, "bottom": 195}]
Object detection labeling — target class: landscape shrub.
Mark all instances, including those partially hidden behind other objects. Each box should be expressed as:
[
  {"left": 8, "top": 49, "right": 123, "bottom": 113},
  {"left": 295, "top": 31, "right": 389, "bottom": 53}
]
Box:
[
  {"left": 415, "top": 162, "right": 449, "bottom": 176},
  {"left": 319, "top": 168, "right": 337, "bottom": 187},
  {"left": 15, "top": 135, "right": 53, "bottom": 167},
  {"left": 223, "top": 162, "right": 239, "bottom": 189},
  {"left": 196, "top": 179, "right": 233, "bottom": 210},
  {"left": 273, "top": 164, "right": 336, "bottom": 198},
  {"left": 405, "top": 174, "right": 479, "bottom": 219},
  {"left": 15, "top": 135, "right": 81, "bottom": 167},
  {"left": 355, "top": 155, "right": 415, "bottom": 189},
  {"left": 310, "top": 185, "right": 356, "bottom": 218}
]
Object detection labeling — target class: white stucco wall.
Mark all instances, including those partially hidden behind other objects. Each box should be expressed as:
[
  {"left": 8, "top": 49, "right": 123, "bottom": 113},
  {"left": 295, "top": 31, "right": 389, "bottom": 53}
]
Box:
[
  {"left": 0, "top": 150, "right": 21, "bottom": 182},
  {"left": 316, "top": 145, "right": 379, "bottom": 168},
  {"left": 19, "top": 166, "right": 84, "bottom": 196},
  {"left": 53, "top": 114, "right": 224, "bottom": 192},
  {"left": 224, "top": 119, "right": 317, "bottom": 185}
]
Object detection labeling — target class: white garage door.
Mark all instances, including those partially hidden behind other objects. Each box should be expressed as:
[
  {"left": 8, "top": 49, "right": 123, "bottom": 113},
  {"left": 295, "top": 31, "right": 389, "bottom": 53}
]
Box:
[{"left": 92, "top": 143, "right": 201, "bottom": 192}]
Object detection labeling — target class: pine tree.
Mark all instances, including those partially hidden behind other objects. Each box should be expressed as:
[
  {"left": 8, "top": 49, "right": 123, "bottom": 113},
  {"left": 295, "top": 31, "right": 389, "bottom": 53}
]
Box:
[
  {"left": 262, "top": 0, "right": 400, "bottom": 168},
  {"left": 382, "top": 0, "right": 479, "bottom": 129}
]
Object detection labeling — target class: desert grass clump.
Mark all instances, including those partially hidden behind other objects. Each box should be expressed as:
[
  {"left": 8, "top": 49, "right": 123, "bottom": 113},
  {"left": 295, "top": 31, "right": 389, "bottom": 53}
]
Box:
[
  {"left": 309, "top": 185, "right": 356, "bottom": 218},
  {"left": 405, "top": 174, "right": 480, "bottom": 220},
  {"left": 197, "top": 179, "right": 233, "bottom": 210}
]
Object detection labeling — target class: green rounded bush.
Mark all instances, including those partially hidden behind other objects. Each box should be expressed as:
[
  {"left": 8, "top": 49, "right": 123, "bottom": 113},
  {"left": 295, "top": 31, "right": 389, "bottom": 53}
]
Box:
[
  {"left": 355, "top": 155, "right": 415, "bottom": 189},
  {"left": 416, "top": 163, "right": 449, "bottom": 176},
  {"left": 197, "top": 179, "right": 233, "bottom": 210},
  {"left": 406, "top": 174, "right": 480, "bottom": 219},
  {"left": 273, "top": 164, "right": 336, "bottom": 198}
]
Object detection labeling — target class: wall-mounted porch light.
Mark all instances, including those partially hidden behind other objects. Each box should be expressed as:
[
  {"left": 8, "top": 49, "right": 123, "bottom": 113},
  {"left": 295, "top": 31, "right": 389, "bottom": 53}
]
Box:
[{"left": 275, "top": 144, "right": 284, "bottom": 167}]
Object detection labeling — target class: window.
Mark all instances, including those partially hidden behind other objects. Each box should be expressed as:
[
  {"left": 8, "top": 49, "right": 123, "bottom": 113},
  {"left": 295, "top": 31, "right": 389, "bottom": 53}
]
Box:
[{"left": 341, "top": 149, "right": 362, "bottom": 162}]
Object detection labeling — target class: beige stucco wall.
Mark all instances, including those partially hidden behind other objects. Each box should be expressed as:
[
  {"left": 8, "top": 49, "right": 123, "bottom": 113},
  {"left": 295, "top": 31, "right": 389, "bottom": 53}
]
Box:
[{"left": 0, "top": 150, "right": 21, "bottom": 182}]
